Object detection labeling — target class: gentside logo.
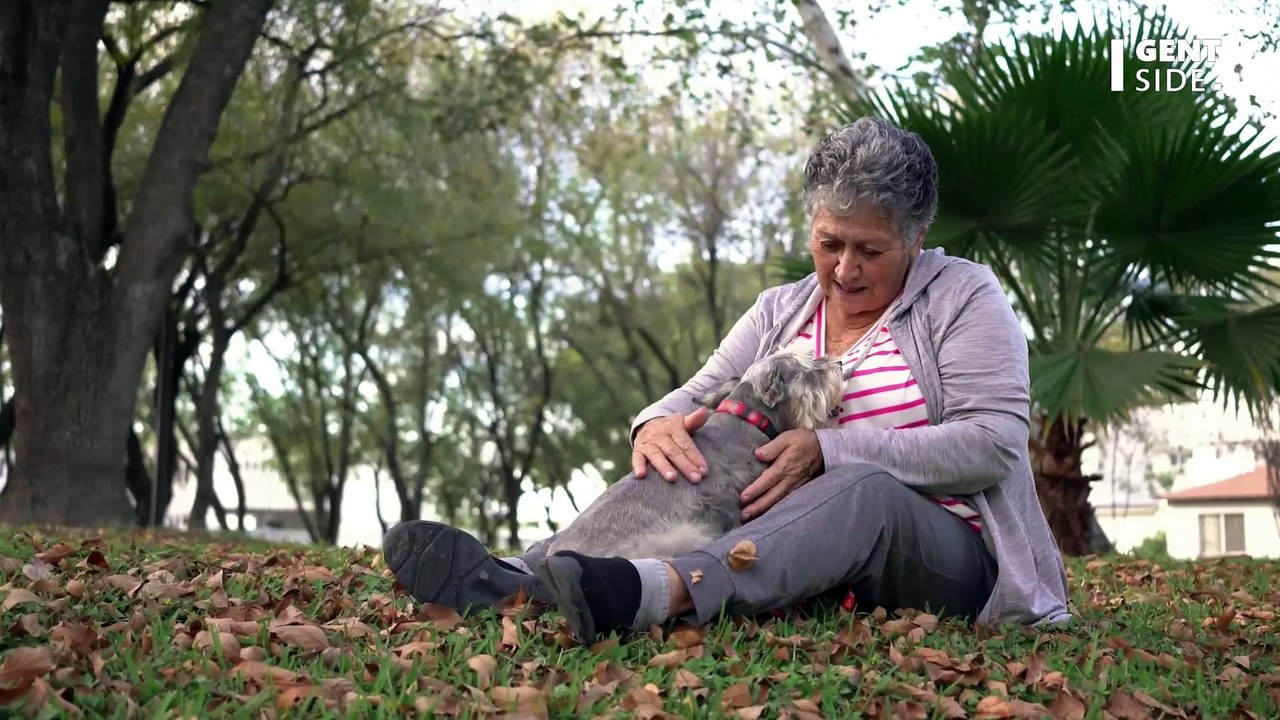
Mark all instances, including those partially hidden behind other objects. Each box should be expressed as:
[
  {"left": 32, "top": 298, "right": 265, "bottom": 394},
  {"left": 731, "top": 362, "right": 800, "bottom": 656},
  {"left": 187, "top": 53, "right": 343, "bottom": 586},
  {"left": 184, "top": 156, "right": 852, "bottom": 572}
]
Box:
[{"left": 1109, "top": 37, "right": 1223, "bottom": 92}]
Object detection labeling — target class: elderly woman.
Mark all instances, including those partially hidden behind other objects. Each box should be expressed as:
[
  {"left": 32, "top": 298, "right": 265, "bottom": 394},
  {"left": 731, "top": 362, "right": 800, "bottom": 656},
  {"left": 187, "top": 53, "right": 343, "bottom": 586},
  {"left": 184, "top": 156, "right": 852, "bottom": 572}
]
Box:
[{"left": 381, "top": 117, "right": 1071, "bottom": 641}]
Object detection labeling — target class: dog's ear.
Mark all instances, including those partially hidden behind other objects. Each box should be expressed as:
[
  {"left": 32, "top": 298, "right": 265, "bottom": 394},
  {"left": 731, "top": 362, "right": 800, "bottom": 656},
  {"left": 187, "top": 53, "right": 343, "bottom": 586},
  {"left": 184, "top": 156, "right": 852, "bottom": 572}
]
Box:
[
  {"left": 760, "top": 365, "right": 786, "bottom": 407},
  {"left": 697, "top": 378, "right": 739, "bottom": 409}
]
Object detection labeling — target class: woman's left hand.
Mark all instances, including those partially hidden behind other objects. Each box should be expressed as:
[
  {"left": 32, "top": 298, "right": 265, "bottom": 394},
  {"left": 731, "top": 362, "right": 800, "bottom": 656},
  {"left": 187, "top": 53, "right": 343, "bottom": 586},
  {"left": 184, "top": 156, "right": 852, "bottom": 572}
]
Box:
[{"left": 739, "top": 429, "right": 824, "bottom": 521}]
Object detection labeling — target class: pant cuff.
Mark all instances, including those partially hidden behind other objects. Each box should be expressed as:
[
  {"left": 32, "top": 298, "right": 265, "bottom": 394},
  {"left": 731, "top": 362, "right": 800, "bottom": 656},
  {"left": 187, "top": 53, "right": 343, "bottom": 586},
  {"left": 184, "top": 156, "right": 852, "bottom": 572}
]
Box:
[{"left": 667, "top": 551, "right": 735, "bottom": 626}]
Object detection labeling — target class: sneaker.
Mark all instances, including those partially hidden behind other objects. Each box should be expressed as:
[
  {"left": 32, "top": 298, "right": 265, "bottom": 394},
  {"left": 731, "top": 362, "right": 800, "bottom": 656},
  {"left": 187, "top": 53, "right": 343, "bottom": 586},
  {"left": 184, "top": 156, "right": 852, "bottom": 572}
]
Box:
[{"left": 381, "top": 520, "right": 545, "bottom": 612}]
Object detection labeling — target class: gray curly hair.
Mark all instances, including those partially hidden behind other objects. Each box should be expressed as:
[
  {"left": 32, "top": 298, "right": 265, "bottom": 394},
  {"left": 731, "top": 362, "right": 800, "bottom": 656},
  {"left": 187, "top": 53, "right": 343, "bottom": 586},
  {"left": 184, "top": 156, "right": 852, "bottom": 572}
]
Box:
[{"left": 802, "top": 117, "right": 939, "bottom": 245}]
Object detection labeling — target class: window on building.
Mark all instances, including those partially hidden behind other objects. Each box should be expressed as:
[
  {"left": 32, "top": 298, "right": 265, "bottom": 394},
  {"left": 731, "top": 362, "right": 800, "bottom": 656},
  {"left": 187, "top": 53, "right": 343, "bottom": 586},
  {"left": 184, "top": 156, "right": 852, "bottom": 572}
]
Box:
[{"left": 1198, "top": 513, "right": 1246, "bottom": 556}]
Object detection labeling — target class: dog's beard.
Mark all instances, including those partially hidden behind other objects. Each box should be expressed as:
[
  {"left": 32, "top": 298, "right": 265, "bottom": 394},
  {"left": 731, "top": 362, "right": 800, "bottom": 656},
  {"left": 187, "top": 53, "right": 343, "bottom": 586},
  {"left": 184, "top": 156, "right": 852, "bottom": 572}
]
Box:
[{"left": 785, "top": 368, "right": 847, "bottom": 430}]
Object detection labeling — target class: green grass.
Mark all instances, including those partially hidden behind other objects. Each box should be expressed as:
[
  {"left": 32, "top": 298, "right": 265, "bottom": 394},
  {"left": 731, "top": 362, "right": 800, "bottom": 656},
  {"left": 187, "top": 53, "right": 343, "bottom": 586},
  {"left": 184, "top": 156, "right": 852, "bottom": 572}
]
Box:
[{"left": 0, "top": 526, "right": 1277, "bottom": 719}]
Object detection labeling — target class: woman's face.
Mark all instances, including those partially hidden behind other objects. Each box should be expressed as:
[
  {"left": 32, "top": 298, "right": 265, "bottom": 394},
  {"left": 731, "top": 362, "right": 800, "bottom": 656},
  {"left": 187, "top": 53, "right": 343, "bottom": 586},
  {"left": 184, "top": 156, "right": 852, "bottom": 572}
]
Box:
[{"left": 808, "top": 204, "right": 921, "bottom": 321}]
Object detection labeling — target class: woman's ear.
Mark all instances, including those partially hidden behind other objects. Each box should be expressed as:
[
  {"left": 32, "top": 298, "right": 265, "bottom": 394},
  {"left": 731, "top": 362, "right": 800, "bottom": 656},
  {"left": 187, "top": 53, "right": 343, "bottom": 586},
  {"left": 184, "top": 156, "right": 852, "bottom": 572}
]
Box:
[{"left": 909, "top": 225, "right": 929, "bottom": 258}]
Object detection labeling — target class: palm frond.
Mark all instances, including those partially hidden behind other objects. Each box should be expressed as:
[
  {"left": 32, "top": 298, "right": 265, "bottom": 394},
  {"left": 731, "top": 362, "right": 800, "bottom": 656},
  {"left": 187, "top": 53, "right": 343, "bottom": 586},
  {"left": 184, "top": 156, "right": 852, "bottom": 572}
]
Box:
[
  {"left": 1029, "top": 347, "right": 1204, "bottom": 425},
  {"left": 1186, "top": 302, "right": 1280, "bottom": 413}
]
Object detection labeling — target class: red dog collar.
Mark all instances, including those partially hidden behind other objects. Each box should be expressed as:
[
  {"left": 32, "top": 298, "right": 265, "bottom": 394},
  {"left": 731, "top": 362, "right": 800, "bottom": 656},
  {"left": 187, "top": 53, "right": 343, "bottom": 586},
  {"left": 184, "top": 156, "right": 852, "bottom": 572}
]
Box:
[{"left": 715, "top": 399, "right": 780, "bottom": 440}]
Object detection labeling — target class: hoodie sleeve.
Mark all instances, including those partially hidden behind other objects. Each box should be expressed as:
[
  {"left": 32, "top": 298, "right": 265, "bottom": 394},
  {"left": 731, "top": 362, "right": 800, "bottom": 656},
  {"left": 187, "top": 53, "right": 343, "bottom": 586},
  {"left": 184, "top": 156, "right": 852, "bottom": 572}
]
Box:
[
  {"left": 629, "top": 289, "right": 773, "bottom": 445},
  {"left": 812, "top": 266, "right": 1031, "bottom": 496}
]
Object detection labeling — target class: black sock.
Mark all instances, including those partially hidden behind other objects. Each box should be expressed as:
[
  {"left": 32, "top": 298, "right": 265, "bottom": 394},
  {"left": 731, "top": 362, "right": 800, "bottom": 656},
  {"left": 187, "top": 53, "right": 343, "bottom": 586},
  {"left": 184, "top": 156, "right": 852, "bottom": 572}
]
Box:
[{"left": 552, "top": 551, "right": 642, "bottom": 632}]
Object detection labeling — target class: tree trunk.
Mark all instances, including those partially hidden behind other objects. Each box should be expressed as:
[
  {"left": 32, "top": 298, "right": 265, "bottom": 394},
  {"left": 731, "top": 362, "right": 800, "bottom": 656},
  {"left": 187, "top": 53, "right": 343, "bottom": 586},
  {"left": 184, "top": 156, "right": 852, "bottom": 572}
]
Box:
[
  {"left": 0, "top": 0, "right": 273, "bottom": 529},
  {"left": 189, "top": 323, "right": 231, "bottom": 531},
  {"left": 125, "top": 428, "right": 154, "bottom": 526},
  {"left": 1030, "top": 415, "right": 1113, "bottom": 556},
  {"left": 217, "top": 416, "right": 248, "bottom": 531},
  {"left": 0, "top": 287, "right": 138, "bottom": 525}
]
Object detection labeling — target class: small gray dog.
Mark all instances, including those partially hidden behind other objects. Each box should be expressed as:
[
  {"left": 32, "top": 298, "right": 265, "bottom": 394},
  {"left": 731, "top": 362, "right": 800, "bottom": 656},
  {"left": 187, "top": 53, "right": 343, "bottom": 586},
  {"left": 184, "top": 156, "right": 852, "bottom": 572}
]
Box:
[{"left": 542, "top": 350, "right": 848, "bottom": 561}]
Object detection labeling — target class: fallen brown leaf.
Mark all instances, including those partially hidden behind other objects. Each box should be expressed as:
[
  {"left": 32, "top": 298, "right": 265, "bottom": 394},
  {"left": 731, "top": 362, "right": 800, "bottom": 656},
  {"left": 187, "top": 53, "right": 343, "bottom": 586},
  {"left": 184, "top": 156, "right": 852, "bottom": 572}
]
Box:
[
  {"left": 271, "top": 625, "right": 329, "bottom": 652},
  {"left": 1103, "top": 691, "right": 1154, "bottom": 720},
  {"left": 728, "top": 540, "right": 758, "bottom": 571},
  {"left": 0, "top": 646, "right": 56, "bottom": 686},
  {"left": 721, "top": 682, "right": 754, "bottom": 709},
  {"left": 194, "top": 629, "right": 242, "bottom": 660},
  {"left": 490, "top": 685, "right": 549, "bottom": 720},
  {"left": 673, "top": 669, "right": 702, "bottom": 690},
  {"left": 64, "top": 579, "right": 86, "bottom": 599},
  {"left": 34, "top": 544, "right": 76, "bottom": 565},
  {"left": 974, "top": 695, "right": 1050, "bottom": 719},
  {"left": 417, "top": 603, "right": 463, "bottom": 630},
  {"left": 499, "top": 616, "right": 521, "bottom": 651},
  {"left": 466, "top": 654, "right": 497, "bottom": 690},
  {"left": 669, "top": 623, "right": 709, "bottom": 649},
  {"left": 83, "top": 550, "right": 110, "bottom": 572},
  {"left": 275, "top": 681, "right": 327, "bottom": 709},
  {"left": 1047, "top": 689, "right": 1087, "bottom": 720},
  {"left": 104, "top": 574, "right": 143, "bottom": 595},
  {"left": 649, "top": 646, "right": 703, "bottom": 668},
  {"left": 0, "top": 589, "right": 42, "bottom": 612},
  {"left": 10, "top": 613, "right": 44, "bottom": 639},
  {"left": 22, "top": 560, "right": 53, "bottom": 582},
  {"left": 229, "top": 661, "right": 300, "bottom": 684}
]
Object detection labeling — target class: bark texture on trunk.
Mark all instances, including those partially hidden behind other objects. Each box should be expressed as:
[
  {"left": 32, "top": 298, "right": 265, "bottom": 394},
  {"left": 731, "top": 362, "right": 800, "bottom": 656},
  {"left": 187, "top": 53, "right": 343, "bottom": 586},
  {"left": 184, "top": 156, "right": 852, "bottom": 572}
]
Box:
[
  {"left": 1030, "top": 415, "right": 1113, "bottom": 557},
  {"left": 189, "top": 322, "right": 230, "bottom": 530},
  {"left": 0, "top": 281, "right": 137, "bottom": 525},
  {"left": 0, "top": 0, "right": 273, "bottom": 528}
]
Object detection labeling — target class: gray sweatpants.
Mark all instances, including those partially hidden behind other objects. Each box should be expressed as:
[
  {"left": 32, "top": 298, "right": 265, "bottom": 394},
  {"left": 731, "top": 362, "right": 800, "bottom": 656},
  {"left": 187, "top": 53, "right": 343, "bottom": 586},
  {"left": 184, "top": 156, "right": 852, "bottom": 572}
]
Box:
[{"left": 519, "top": 463, "right": 998, "bottom": 625}]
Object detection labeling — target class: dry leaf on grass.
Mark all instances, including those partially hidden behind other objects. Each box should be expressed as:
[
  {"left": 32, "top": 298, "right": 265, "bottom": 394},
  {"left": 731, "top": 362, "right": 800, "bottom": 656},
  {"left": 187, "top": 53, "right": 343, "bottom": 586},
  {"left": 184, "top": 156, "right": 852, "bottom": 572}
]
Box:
[
  {"left": 490, "top": 685, "right": 549, "bottom": 720},
  {"left": 721, "top": 682, "right": 754, "bottom": 709},
  {"left": 648, "top": 645, "right": 704, "bottom": 668},
  {"left": 0, "top": 589, "right": 42, "bottom": 612},
  {"left": 499, "top": 616, "right": 521, "bottom": 651},
  {"left": 668, "top": 623, "right": 709, "bottom": 649},
  {"left": 193, "top": 629, "right": 241, "bottom": 660},
  {"left": 0, "top": 646, "right": 56, "bottom": 686},
  {"left": 974, "top": 695, "right": 1050, "bottom": 719},
  {"left": 64, "top": 579, "right": 86, "bottom": 599},
  {"left": 466, "top": 654, "right": 497, "bottom": 689},
  {"left": 417, "top": 603, "right": 463, "bottom": 630},
  {"left": 270, "top": 625, "right": 330, "bottom": 652}
]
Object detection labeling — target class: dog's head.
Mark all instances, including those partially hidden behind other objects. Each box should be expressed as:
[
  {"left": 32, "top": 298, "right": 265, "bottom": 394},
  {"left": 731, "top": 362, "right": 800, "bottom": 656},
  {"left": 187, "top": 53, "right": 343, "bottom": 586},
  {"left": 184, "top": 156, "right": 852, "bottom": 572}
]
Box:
[{"left": 697, "top": 350, "right": 846, "bottom": 431}]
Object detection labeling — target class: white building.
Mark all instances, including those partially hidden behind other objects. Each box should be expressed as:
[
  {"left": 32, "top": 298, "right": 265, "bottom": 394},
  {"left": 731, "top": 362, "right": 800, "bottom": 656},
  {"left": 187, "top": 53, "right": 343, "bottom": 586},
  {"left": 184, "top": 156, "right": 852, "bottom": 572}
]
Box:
[
  {"left": 1161, "top": 465, "right": 1280, "bottom": 559},
  {"left": 164, "top": 436, "right": 607, "bottom": 551},
  {"left": 1083, "top": 395, "right": 1267, "bottom": 553}
]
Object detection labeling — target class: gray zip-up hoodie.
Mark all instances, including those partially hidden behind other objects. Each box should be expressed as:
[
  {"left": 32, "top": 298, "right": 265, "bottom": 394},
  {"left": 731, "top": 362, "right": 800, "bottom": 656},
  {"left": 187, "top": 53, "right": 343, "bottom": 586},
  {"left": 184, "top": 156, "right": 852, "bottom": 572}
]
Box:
[{"left": 629, "top": 248, "right": 1072, "bottom": 626}]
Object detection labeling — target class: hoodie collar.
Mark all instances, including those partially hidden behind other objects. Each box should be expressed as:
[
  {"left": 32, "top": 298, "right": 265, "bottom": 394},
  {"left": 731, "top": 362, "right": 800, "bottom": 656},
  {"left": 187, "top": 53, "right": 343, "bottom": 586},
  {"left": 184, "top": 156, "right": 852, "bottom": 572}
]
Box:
[{"left": 893, "top": 246, "right": 956, "bottom": 318}]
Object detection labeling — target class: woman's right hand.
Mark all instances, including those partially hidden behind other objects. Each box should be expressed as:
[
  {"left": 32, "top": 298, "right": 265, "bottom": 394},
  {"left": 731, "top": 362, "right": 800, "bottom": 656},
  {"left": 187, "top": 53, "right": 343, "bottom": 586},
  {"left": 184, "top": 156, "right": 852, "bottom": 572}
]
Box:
[{"left": 632, "top": 408, "right": 710, "bottom": 483}]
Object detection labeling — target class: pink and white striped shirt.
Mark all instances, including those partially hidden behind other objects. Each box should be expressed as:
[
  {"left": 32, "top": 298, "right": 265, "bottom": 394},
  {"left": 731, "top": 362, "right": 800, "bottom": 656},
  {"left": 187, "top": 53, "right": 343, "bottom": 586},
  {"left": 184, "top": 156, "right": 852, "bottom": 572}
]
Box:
[{"left": 782, "top": 297, "right": 982, "bottom": 533}]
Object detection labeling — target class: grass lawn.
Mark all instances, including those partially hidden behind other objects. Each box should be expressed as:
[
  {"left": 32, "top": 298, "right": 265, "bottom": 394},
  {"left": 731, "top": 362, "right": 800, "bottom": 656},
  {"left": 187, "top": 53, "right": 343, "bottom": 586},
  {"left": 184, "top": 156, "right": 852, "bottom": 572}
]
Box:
[{"left": 0, "top": 527, "right": 1277, "bottom": 719}]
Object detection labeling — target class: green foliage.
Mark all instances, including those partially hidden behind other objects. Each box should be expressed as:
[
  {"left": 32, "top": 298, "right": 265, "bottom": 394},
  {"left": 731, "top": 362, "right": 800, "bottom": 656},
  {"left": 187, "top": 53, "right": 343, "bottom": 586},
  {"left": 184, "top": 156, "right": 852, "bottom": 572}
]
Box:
[{"left": 1129, "top": 531, "right": 1171, "bottom": 561}]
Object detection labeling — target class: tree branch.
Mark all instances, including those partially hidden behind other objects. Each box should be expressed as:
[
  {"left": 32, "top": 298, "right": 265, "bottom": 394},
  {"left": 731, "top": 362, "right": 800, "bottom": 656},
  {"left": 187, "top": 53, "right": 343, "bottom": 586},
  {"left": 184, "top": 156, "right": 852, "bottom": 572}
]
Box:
[
  {"left": 114, "top": 0, "right": 273, "bottom": 292},
  {"left": 59, "top": 0, "right": 111, "bottom": 257},
  {"left": 0, "top": 2, "right": 72, "bottom": 277}
]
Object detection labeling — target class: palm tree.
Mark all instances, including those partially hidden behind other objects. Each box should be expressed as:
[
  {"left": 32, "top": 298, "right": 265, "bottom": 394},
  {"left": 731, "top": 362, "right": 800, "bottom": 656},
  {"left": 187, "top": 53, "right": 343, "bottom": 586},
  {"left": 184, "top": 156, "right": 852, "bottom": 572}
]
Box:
[{"left": 781, "top": 9, "right": 1280, "bottom": 555}]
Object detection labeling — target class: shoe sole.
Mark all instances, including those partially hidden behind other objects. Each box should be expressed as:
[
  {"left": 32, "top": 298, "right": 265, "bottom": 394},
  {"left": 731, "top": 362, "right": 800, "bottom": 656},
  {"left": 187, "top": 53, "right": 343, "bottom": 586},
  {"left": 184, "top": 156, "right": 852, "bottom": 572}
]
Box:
[
  {"left": 534, "top": 555, "right": 598, "bottom": 646},
  {"left": 382, "top": 520, "right": 539, "bottom": 612}
]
